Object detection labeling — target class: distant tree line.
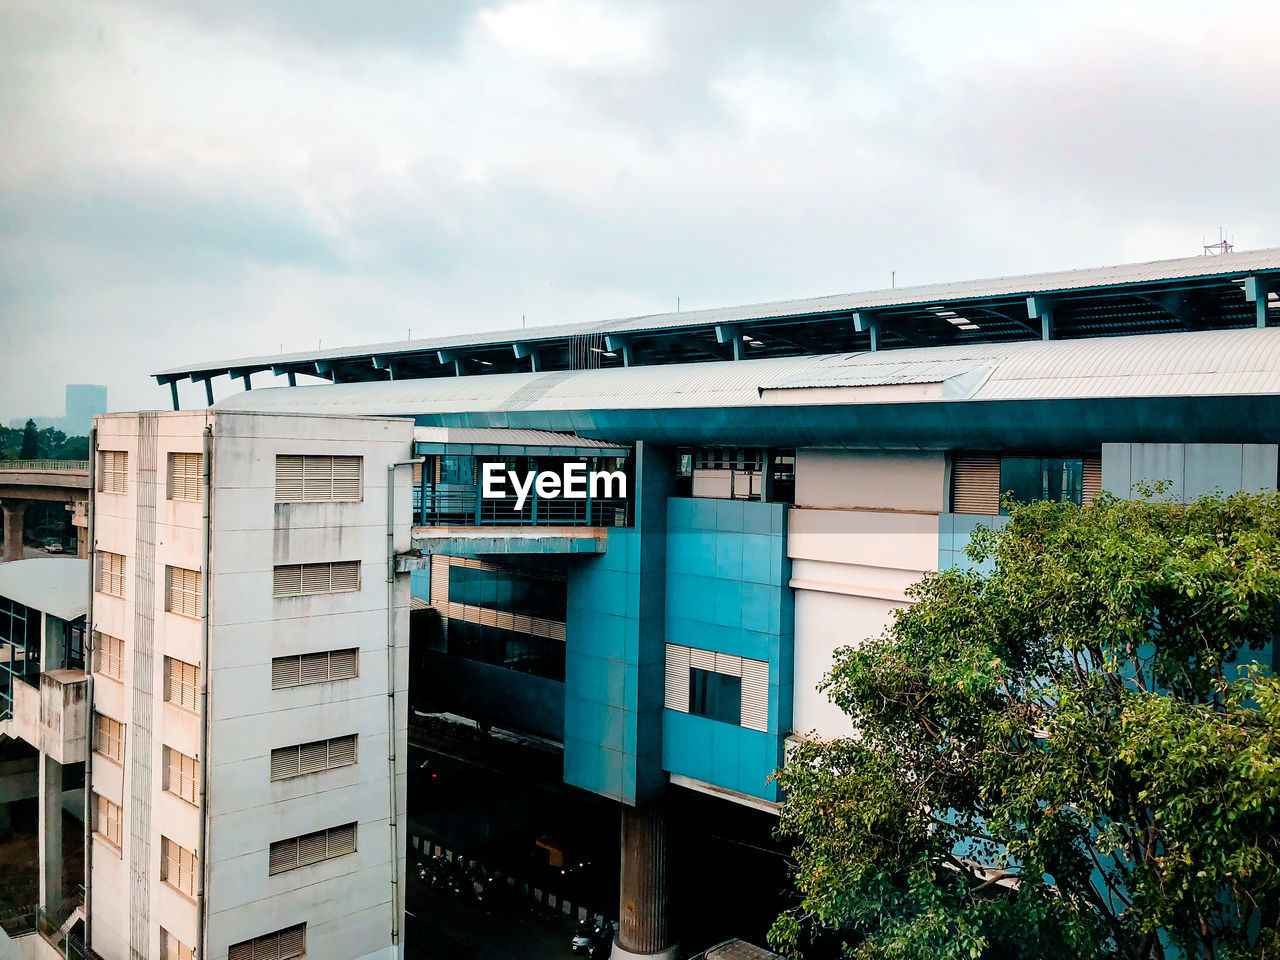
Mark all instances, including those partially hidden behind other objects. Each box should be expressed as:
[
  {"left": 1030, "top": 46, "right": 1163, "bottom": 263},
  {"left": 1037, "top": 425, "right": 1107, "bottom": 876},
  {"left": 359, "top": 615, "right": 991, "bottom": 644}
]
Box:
[{"left": 0, "top": 419, "right": 89, "bottom": 461}]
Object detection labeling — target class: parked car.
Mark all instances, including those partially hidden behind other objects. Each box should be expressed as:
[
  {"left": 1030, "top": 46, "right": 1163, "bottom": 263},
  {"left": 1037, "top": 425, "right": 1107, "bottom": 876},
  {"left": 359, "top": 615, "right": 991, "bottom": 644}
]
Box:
[
  {"left": 571, "top": 918, "right": 614, "bottom": 957},
  {"left": 43, "top": 537, "right": 63, "bottom": 553}
]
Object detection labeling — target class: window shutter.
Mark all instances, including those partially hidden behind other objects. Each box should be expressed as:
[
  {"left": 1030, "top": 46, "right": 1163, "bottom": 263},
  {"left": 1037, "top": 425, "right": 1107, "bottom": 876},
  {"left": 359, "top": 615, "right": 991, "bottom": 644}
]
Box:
[
  {"left": 713, "top": 652, "right": 742, "bottom": 677},
  {"left": 298, "top": 741, "right": 328, "bottom": 775},
  {"left": 664, "top": 645, "right": 690, "bottom": 712},
  {"left": 275, "top": 456, "right": 304, "bottom": 503},
  {"left": 951, "top": 454, "right": 1001, "bottom": 515},
  {"left": 300, "top": 652, "right": 330, "bottom": 683},
  {"left": 272, "top": 656, "right": 301, "bottom": 688},
  {"left": 430, "top": 560, "right": 449, "bottom": 604},
  {"left": 689, "top": 647, "right": 716, "bottom": 671},
  {"left": 300, "top": 565, "right": 330, "bottom": 595},
  {"left": 303, "top": 456, "right": 334, "bottom": 501},
  {"left": 277, "top": 925, "right": 306, "bottom": 960},
  {"left": 328, "top": 735, "right": 356, "bottom": 766},
  {"left": 273, "top": 566, "right": 301, "bottom": 598},
  {"left": 328, "top": 648, "right": 358, "bottom": 680},
  {"left": 1082, "top": 454, "right": 1102, "bottom": 505},
  {"left": 296, "top": 831, "right": 328, "bottom": 867},
  {"left": 330, "top": 561, "right": 360, "bottom": 593},
  {"left": 332, "top": 456, "right": 362, "bottom": 499},
  {"left": 327, "top": 823, "right": 357, "bottom": 857},
  {"left": 269, "top": 839, "right": 298, "bottom": 875},
  {"left": 271, "top": 746, "right": 300, "bottom": 781},
  {"left": 740, "top": 658, "right": 770, "bottom": 732}
]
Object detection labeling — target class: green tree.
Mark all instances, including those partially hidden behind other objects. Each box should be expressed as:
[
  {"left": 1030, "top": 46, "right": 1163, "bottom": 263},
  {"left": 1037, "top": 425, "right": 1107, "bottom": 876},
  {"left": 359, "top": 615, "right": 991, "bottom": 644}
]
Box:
[
  {"left": 20, "top": 419, "right": 38, "bottom": 458},
  {"left": 772, "top": 491, "right": 1280, "bottom": 960}
]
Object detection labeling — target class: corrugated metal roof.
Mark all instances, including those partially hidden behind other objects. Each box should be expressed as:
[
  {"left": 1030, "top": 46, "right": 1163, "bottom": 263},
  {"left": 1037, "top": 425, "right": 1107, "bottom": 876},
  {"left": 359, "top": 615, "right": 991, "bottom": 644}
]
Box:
[
  {"left": 157, "top": 248, "right": 1280, "bottom": 378},
  {"left": 0, "top": 558, "right": 87, "bottom": 621},
  {"left": 211, "top": 327, "right": 1280, "bottom": 416}
]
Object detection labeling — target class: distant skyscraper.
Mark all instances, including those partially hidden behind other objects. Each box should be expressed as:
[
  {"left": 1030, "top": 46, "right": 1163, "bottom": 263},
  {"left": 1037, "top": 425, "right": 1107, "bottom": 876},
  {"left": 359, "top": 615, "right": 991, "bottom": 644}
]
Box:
[{"left": 64, "top": 384, "right": 106, "bottom": 435}]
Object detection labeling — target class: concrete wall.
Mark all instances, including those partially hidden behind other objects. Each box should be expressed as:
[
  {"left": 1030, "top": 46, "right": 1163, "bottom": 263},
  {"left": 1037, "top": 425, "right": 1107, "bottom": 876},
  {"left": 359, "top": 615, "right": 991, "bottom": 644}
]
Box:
[
  {"left": 90, "top": 410, "right": 412, "bottom": 960},
  {"left": 1102, "top": 443, "right": 1278, "bottom": 502},
  {"left": 788, "top": 449, "right": 944, "bottom": 739}
]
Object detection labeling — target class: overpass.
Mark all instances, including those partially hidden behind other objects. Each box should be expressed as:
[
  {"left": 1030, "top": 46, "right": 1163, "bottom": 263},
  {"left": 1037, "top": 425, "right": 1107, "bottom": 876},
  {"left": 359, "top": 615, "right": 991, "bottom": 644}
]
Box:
[{"left": 0, "top": 461, "right": 90, "bottom": 561}]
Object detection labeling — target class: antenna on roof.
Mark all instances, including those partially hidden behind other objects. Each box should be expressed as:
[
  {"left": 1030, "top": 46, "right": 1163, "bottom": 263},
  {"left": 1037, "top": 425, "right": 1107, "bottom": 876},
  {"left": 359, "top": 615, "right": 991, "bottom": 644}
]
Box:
[
  {"left": 891, "top": 271, "right": 896, "bottom": 288},
  {"left": 1203, "top": 228, "right": 1233, "bottom": 255}
]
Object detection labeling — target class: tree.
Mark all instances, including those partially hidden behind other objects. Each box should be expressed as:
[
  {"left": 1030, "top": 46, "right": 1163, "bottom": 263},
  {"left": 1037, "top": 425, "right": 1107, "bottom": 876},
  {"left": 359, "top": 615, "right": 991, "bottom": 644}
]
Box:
[
  {"left": 771, "top": 491, "right": 1280, "bottom": 960},
  {"left": 20, "top": 419, "right": 38, "bottom": 459}
]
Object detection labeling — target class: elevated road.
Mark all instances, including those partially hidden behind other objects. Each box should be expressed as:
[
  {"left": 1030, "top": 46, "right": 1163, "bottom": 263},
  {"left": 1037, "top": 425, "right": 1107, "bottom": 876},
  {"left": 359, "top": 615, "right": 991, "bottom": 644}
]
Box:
[{"left": 0, "top": 461, "right": 90, "bottom": 561}]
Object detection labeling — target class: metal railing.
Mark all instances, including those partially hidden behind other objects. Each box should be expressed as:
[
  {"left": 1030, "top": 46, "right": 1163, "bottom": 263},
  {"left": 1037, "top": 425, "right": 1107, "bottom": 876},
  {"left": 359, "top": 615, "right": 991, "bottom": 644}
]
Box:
[
  {"left": 417, "top": 491, "right": 631, "bottom": 527},
  {"left": 0, "top": 460, "right": 90, "bottom": 473}
]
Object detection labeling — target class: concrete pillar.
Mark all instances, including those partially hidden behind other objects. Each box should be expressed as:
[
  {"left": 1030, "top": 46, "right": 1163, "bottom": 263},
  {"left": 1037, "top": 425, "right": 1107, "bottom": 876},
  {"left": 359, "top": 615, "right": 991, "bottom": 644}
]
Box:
[
  {"left": 613, "top": 803, "right": 675, "bottom": 960},
  {"left": 2, "top": 499, "right": 27, "bottom": 561},
  {"left": 39, "top": 753, "right": 63, "bottom": 919}
]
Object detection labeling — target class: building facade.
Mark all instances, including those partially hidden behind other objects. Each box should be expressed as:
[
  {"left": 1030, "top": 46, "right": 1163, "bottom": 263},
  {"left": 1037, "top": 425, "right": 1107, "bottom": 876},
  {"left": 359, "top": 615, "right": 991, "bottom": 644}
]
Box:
[
  {"left": 88, "top": 247, "right": 1280, "bottom": 959},
  {"left": 86, "top": 411, "right": 412, "bottom": 960}
]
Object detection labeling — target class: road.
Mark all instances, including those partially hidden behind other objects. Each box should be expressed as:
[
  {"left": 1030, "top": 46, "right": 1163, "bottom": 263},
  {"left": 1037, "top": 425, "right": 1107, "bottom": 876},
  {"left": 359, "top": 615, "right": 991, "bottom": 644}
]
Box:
[{"left": 405, "top": 877, "right": 581, "bottom": 960}]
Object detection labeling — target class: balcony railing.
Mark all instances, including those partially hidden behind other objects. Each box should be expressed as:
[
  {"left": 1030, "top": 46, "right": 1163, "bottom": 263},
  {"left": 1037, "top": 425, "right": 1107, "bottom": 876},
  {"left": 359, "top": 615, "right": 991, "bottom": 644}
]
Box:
[
  {"left": 0, "top": 460, "right": 89, "bottom": 472},
  {"left": 417, "top": 490, "right": 630, "bottom": 528}
]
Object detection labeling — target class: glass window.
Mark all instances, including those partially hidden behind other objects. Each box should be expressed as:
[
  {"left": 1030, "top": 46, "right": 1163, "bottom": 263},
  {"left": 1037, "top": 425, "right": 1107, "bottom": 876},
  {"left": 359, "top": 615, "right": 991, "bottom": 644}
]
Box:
[
  {"left": 445, "top": 619, "right": 565, "bottom": 681},
  {"left": 999, "top": 456, "right": 1084, "bottom": 513},
  {"left": 689, "top": 668, "right": 741, "bottom": 725},
  {"left": 440, "top": 456, "right": 474, "bottom": 486}
]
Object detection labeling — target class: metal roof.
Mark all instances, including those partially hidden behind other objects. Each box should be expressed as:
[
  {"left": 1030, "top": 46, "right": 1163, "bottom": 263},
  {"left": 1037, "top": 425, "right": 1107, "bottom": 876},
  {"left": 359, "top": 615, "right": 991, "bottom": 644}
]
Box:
[
  {"left": 0, "top": 558, "right": 87, "bottom": 621},
  {"left": 154, "top": 249, "right": 1280, "bottom": 398},
  {"left": 213, "top": 327, "right": 1280, "bottom": 419}
]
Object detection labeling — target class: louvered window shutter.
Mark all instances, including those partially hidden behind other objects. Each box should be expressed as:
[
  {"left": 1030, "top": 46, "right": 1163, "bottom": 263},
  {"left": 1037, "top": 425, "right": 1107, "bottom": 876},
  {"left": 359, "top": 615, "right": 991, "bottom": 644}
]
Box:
[
  {"left": 664, "top": 645, "right": 691, "bottom": 711},
  {"left": 328, "top": 648, "right": 358, "bottom": 679},
  {"left": 272, "top": 656, "right": 301, "bottom": 688},
  {"left": 269, "top": 838, "right": 299, "bottom": 875},
  {"left": 329, "top": 735, "right": 357, "bottom": 766},
  {"left": 296, "top": 831, "right": 328, "bottom": 867},
  {"left": 298, "top": 741, "right": 328, "bottom": 775},
  {"left": 740, "top": 658, "right": 770, "bottom": 731},
  {"left": 300, "top": 652, "right": 330, "bottom": 683},
  {"left": 275, "top": 456, "right": 305, "bottom": 502},
  {"left": 330, "top": 561, "right": 360, "bottom": 592},
  {"left": 271, "top": 747, "right": 300, "bottom": 781},
  {"left": 327, "top": 823, "right": 357, "bottom": 857},
  {"left": 951, "top": 454, "right": 1001, "bottom": 515},
  {"left": 1082, "top": 454, "right": 1102, "bottom": 504},
  {"left": 332, "top": 456, "right": 362, "bottom": 500}
]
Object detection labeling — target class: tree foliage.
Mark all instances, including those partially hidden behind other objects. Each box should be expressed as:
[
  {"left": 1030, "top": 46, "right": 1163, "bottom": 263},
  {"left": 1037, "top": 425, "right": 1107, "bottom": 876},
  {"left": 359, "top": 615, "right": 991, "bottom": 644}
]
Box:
[
  {"left": 0, "top": 423, "right": 88, "bottom": 460},
  {"left": 772, "top": 491, "right": 1280, "bottom": 960}
]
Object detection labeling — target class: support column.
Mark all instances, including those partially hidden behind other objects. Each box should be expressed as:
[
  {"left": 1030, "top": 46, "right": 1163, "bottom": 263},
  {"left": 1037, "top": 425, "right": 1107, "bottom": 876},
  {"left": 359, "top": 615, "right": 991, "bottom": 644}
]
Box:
[
  {"left": 39, "top": 753, "right": 64, "bottom": 919},
  {"left": 614, "top": 803, "right": 676, "bottom": 960},
  {"left": 2, "top": 499, "right": 28, "bottom": 561}
]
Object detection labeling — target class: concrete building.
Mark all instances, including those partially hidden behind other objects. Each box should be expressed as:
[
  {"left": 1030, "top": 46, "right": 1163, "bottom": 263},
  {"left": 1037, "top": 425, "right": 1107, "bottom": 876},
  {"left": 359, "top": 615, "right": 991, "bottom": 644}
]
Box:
[
  {"left": 141, "top": 248, "right": 1280, "bottom": 959},
  {"left": 65, "top": 387, "right": 108, "bottom": 438},
  {"left": 2, "top": 247, "right": 1264, "bottom": 960},
  {"left": 85, "top": 411, "right": 412, "bottom": 960}
]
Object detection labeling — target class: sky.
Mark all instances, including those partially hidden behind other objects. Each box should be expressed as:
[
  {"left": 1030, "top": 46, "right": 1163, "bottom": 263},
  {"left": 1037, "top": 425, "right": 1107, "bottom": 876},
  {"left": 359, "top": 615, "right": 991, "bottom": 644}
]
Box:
[{"left": 2, "top": 0, "right": 1278, "bottom": 421}]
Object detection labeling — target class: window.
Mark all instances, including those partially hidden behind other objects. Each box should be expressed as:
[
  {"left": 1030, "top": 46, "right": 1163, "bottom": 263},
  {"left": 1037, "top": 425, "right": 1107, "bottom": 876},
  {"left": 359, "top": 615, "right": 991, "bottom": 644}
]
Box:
[
  {"left": 271, "top": 649, "right": 359, "bottom": 688},
  {"left": 166, "top": 566, "right": 202, "bottom": 618},
  {"left": 998, "top": 456, "right": 1083, "bottom": 513},
  {"left": 93, "top": 632, "right": 125, "bottom": 681},
  {"left": 96, "top": 551, "right": 126, "bottom": 598},
  {"left": 690, "top": 668, "right": 741, "bottom": 725},
  {"left": 228, "top": 925, "right": 306, "bottom": 960},
  {"left": 92, "top": 792, "right": 122, "bottom": 847},
  {"left": 445, "top": 619, "right": 565, "bottom": 681},
  {"left": 270, "top": 735, "right": 357, "bottom": 781},
  {"left": 161, "top": 836, "right": 197, "bottom": 898},
  {"left": 272, "top": 561, "right": 360, "bottom": 598},
  {"left": 164, "top": 657, "right": 200, "bottom": 712},
  {"left": 93, "top": 713, "right": 125, "bottom": 764},
  {"left": 164, "top": 745, "right": 199, "bottom": 805},
  {"left": 446, "top": 562, "right": 567, "bottom": 623},
  {"left": 168, "top": 452, "right": 203, "bottom": 502},
  {"left": 99, "top": 450, "right": 128, "bottom": 494},
  {"left": 268, "top": 822, "right": 357, "bottom": 875},
  {"left": 160, "top": 928, "right": 194, "bottom": 960},
  {"left": 665, "top": 645, "right": 769, "bottom": 731},
  {"left": 951, "top": 453, "right": 1100, "bottom": 515},
  {"left": 275, "top": 455, "right": 362, "bottom": 503}
]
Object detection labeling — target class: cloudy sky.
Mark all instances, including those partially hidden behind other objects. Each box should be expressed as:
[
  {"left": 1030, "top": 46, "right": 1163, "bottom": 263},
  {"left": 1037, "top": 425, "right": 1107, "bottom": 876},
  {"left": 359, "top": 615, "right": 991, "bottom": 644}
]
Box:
[{"left": 2, "top": 0, "right": 1278, "bottom": 421}]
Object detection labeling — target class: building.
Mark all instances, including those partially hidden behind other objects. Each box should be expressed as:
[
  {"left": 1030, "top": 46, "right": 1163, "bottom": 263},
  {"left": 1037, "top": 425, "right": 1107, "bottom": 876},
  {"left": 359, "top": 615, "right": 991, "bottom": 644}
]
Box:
[
  {"left": 0, "top": 557, "right": 88, "bottom": 954},
  {"left": 51, "top": 246, "right": 1278, "bottom": 960},
  {"left": 85, "top": 410, "right": 412, "bottom": 960},
  {"left": 64, "top": 387, "right": 108, "bottom": 438}
]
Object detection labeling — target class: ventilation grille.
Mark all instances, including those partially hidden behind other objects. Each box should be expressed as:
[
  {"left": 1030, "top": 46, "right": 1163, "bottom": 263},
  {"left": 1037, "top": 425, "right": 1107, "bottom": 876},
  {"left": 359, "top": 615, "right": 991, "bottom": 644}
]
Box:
[
  {"left": 951, "top": 454, "right": 1001, "bottom": 515},
  {"left": 273, "top": 561, "right": 360, "bottom": 597},
  {"left": 166, "top": 565, "right": 202, "bottom": 618},
  {"left": 269, "top": 823, "right": 358, "bottom": 875},
  {"left": 228, "top": 926, "right": 306, "bottom": 960},
  {"left": 1082, "top": 454, "right": 1102, "bottom": 504},
  {"left": 270, "top": 735, "right": 358, "bottom": 781},
  {"left": 275, "top": 455, "right": 362, "bottom": 503},
  {"left": 271, "top": 648, "right": 359, "bottom": 689},
  {"left": 167, "top": 452, "right": 203, "bottom": 502},
  {"left": 99, "top": 450, "right": 129, "bottom": 494}
]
